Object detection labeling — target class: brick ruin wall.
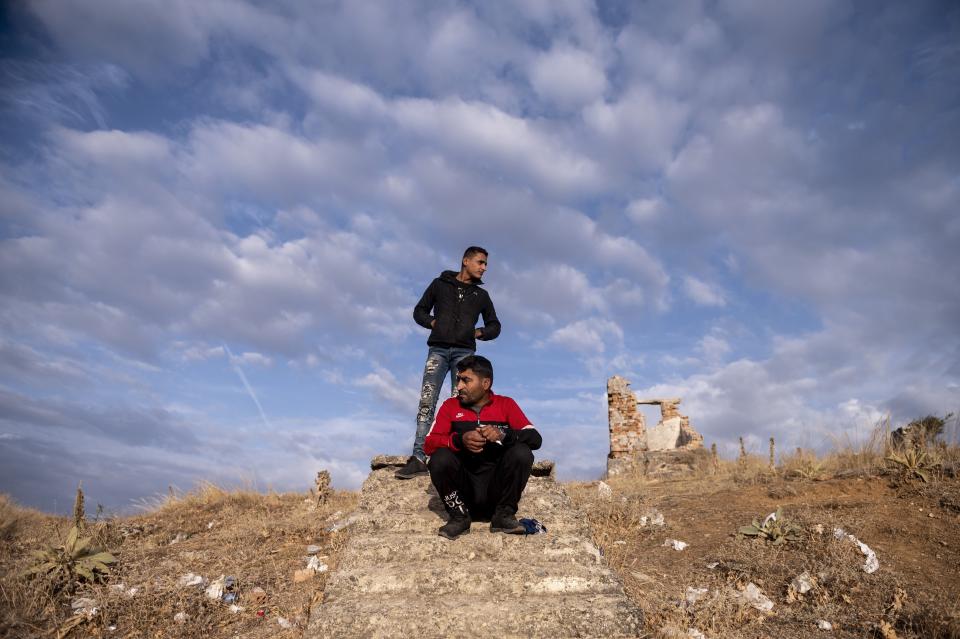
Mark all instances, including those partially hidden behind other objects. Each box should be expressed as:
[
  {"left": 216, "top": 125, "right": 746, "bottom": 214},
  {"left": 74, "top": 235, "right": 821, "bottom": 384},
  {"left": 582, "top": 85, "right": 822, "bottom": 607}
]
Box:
[
  {"left": 607, "top": 376, "right": 646, "bottom": 461},
  {"left": 606, "top": 376, "right": 704, "bottom": 476}
]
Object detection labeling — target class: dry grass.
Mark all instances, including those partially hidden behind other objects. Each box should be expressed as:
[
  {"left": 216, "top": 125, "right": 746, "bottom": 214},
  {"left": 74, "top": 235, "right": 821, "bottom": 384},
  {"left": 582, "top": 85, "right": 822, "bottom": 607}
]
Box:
[
  {"left": 569, "top": 423, "right": 960, "bottom": 639},
  {"left": 0, "top": 482, "right": 357, "bottom": 639}
]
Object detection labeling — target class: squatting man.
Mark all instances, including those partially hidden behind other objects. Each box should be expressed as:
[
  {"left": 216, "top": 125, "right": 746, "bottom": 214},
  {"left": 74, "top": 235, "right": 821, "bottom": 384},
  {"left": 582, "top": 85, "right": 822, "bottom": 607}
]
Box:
[
  {"left": 395, "top": 247, "right": 501, "bottom": 480},
  {"left": 423, "top": 355, "right": 542, "bottom": 539}
]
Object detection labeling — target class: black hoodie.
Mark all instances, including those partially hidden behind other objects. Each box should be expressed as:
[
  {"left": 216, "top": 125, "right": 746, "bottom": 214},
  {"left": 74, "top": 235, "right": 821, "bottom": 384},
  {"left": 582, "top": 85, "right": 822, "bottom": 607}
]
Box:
[{"left": 413, "top": 270, "right": 501, "bottom": 350}]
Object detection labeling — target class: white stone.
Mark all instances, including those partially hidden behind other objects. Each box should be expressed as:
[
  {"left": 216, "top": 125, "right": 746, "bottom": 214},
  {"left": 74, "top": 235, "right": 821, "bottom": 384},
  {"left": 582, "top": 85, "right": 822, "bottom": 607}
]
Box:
[
  {"left": 741, "top": 583, "right": 774, "bottom": 612},
  {"left": 664, "top": 538, "right": 688, "bottom": 551},
  {"left": 597, "top": 481, "right": 612, "bottom": 500},
  {"left": 647, "top": 417, "right": 682, "bottom": 451},
  {"left": 817, "top": 620, "right": 833, "bottom": 631},
  {"left": 791, "top": 571, "right": 814, "bottom": 594},
  {"left": 307, "top": 555, "right": 328, "bottom": 573}
]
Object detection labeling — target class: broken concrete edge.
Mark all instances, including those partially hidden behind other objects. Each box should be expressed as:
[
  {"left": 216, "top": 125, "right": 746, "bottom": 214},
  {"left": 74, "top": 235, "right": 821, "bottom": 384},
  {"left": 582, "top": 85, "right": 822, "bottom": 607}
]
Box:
[{"left": 370, "top": 454, "right": 555, "bottom": 477}]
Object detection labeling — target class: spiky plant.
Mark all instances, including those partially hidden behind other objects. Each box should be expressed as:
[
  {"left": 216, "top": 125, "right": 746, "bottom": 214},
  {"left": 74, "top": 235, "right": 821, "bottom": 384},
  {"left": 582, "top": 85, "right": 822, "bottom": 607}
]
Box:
[
  {"left": 23, "top": 525, "right": 116, "bottom": 593},
  {"left": 738, "top": 507, "right": 802, "bottom": 545},
  {"left": 886, "top": 446, "right": 939, "bottom": 483}
]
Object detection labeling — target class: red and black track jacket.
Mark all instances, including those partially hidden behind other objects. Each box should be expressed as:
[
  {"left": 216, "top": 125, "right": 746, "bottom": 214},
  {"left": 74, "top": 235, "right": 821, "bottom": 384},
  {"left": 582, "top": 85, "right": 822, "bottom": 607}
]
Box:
[{"left": 424, "top": 391, "right": 542, "bottom": 469}]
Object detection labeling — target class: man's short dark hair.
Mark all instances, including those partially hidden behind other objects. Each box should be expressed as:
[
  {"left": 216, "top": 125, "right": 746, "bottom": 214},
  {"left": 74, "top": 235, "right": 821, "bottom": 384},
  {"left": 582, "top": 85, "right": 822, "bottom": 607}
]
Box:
[
  {"left": 457, "top": 354, "right": 493, "bottom": 383},
  {"left": 462, "top": 246, "right": 488, "bottom": 260}
]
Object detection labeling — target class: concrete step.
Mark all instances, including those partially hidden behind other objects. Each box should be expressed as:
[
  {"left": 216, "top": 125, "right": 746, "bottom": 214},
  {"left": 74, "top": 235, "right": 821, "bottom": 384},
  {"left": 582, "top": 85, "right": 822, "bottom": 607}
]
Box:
[
  {"left": 345, "top": 508, "right": 588, "bottom": 536},
  {"left": 307, "top": 593, "right": 644, "bottom": 639},
  {"left": 324, "top": 560, "right": 624, "bottom": 597},
  {"left": 339, "top": 532, "right": 603, "bottom": 566}
]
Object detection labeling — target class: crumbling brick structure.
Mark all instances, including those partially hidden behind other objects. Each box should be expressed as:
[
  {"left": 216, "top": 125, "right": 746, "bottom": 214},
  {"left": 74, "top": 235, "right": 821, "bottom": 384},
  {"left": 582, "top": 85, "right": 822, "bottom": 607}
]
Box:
[{"left": 607, "top": 376, "right": 704, "bottom": 477}]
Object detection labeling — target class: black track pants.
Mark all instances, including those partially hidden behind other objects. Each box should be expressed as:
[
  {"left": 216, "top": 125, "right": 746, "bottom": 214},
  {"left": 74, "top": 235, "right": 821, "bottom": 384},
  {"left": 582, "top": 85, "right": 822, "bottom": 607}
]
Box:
[{"left": 428, "top": 444, "right": 533, "bottom": 518}]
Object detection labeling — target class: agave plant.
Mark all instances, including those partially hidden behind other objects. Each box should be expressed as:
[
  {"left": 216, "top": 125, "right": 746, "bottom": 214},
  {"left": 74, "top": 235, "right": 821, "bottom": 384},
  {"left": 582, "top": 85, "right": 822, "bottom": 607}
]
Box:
[
  {"left": 738, "top": 507, "right": 802, "bottom": 546},
  {"left": 886, "top": 447, "right": 937, "bottom": 483},
  {"left": 23, "top": 525, "right": 116, "bottom": 592}
]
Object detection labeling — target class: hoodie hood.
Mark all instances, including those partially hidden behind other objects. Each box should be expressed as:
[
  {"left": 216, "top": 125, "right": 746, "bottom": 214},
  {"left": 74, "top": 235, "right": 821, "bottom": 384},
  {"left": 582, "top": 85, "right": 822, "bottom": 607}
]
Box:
[{"left": 440, "top": 270, "right": 484, "bottom": 286}]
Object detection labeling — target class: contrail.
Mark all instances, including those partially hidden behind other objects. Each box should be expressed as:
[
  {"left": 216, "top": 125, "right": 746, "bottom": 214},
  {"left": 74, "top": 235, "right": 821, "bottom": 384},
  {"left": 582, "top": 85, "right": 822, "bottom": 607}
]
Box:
[{"left": 223, "top": 344, "right": 273, "bottom": 430}]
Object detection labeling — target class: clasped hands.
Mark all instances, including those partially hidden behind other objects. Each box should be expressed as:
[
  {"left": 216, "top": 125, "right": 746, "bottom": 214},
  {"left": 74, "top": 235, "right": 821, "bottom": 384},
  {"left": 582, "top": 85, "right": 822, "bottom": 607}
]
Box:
[{"left": 461, "top": 425, "right": 502, "bottom": 453}]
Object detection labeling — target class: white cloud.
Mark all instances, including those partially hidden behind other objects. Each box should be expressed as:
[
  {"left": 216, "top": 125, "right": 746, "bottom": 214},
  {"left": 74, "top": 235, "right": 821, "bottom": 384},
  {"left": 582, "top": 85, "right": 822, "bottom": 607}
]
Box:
[
  {"left": 626, "top": 197, "right": 664, "bottom": 223},
  {"left": 544, "top": 318, "right": 624, "bottom": 355},
  {"left": 698, "top": 334, "right": 731, "bottom": 364},
  {"left": 684, "top": 276, "right": 726, "bottom": 307},
  {"left": 393, "top": 97, "right": 605, "bottom": 195},
  {"left": 529, "top": 45, "right": 607, "bottom": 109},
  {"left": 355, "top": 366, "right": 419, "bottom": 414},
  {"left": 583, "top": 87, "right": 690, "bottom": 172}
]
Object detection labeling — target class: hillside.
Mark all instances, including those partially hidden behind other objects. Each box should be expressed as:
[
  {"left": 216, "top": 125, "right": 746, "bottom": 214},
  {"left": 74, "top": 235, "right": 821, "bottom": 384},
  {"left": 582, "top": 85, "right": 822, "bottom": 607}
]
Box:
[{"left": 1, "top": 445, "right": 958, "bottom": 638}]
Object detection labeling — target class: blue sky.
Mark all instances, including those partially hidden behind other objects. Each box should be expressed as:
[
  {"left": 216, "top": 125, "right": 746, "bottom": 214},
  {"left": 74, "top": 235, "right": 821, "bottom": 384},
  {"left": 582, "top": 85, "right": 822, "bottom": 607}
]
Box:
[{"left": 1, "top": 0, "right": 958, "bottom": 513}]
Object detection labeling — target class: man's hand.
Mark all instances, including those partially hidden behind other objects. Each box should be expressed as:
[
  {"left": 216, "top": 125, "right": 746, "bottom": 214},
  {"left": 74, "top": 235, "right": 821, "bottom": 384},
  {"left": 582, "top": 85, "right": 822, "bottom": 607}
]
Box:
[
  {"left": 478, "top": 425, "right": 503, "bottom": 443},
  {"left": 461, "top": 429, "right": 487, "bottom": 453},
  {"left": 474, "top": 328, "right": 482, "bottom": 338}
]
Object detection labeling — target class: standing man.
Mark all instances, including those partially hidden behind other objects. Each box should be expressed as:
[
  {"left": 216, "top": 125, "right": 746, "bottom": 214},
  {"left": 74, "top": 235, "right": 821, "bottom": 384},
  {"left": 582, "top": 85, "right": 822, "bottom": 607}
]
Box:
[
  {"left": 424, "top": 355, "right": 542, "bottom": 539},
  {"left": 394, "top": 247, "right": 501, "bottom": 479}
]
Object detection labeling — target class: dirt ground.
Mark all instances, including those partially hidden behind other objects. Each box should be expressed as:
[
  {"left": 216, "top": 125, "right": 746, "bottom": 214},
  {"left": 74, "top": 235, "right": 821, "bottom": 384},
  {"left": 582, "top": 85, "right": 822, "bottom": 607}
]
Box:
[
  {"left": 568, "top": 470, "right": 960, "bottom": 638},
  {"left": 3, "top": 460, "right": 959, "bottom": 638}
]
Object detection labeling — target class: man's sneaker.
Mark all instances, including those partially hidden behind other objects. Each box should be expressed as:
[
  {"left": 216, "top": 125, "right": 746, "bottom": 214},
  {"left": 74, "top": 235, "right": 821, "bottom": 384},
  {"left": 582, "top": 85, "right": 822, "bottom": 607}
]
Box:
[
  {"left": 490, "top": 508, "right": 525, "bottom": 534},
  {"left": 438, "top": 514, "right": 471, "bottom": 540},
  {"left": 394, "top": 456, "right": 428, "bottom": 479}
]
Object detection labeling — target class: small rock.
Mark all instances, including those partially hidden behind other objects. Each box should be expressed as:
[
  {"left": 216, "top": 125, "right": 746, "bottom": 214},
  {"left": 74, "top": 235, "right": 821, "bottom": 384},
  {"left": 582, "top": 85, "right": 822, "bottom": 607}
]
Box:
[
  {"left": 306, "top": 555, "right": 328, "bottom": 573},
  {"left": 207, "top": 521, "right": 215, "bottom": 529},
  {"left": 306, "top": 544, "right": 322, "bottom": 555},
  {"left": 614, "top": 540, "right": 626, "bottom": 545},
  {"left": 174, "top": 612, "right": 189, "bottom": 624},
  {"left": 791, "top": 571, "right": 815, "bottom": 594},
  {"left": 640, "top": 510, "right": 665, "bottom": 527},
  {"left": 814, "top": 524, "right": 825, "bottom": 534},
  {"left": 277, "top": 616, "right": 293, "bottom": 629},
  {"left": 247, "top": 587, "right": 268, "bottom": 605},
  {"left": 229, "top": 604, "right": 244, "bottom": 614},
  {"left": 169, "top": 532, "right": 189, "bottom": 545},
  {"left": 598, "top": 481, "right": 612, "bottom": 499},
  {"left": 705, "top": 562, "right": 719, "bottom": 570},
  {"left": 688, "top": 629, "right": 707, "bottom": 639},
  {"left": 817, "top": 619, "right": 833, "bottom": 631},
  {"left": 740, "top": 582, "right": 774, "bottom": 612},
  {"left": 664, "top": 538, "right": 688, "bottom": 551}
]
